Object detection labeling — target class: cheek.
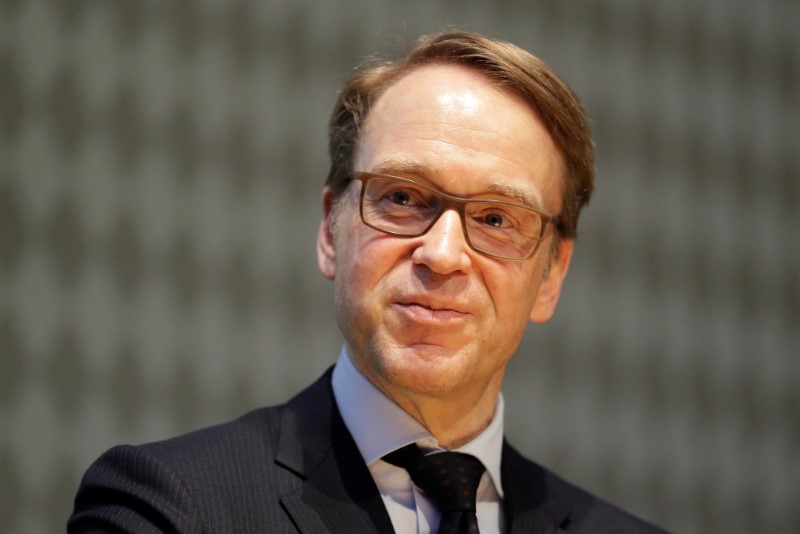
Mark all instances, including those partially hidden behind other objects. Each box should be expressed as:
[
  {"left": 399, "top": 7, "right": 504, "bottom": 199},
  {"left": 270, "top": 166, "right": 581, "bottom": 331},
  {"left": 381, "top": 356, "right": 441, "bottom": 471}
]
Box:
[
  {"left": 483, "top": 263, "right": 542, "bottom": 323},
  {"left": 334, "top": 225, "right": 401, "bottom": 302}
]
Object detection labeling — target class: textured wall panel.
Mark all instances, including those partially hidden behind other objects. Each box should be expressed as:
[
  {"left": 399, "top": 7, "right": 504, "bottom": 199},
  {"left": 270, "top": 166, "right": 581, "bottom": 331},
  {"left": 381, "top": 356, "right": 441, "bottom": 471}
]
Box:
[{"left": 1, "top": 1, "right": 797, "bottom": 532}]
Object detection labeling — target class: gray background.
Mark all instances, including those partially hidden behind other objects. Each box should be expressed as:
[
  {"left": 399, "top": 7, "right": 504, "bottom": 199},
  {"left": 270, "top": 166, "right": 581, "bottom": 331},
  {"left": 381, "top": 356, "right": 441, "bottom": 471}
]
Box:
[{"left": 1, "top": 1, "right": 798, "bottom": 532}]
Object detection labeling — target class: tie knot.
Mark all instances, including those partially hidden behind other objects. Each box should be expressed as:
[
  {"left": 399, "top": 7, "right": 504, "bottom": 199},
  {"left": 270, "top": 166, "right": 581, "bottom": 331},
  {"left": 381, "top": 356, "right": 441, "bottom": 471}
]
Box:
[{"left": 383, "top": 444, "right": 486, "bottom": 513}]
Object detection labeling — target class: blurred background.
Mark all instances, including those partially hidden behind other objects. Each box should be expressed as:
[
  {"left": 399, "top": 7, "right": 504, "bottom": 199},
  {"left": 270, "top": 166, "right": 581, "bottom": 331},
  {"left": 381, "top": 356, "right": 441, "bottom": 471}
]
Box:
[{"left": 1, "top": 1, "right": 798, "bottom": 532}]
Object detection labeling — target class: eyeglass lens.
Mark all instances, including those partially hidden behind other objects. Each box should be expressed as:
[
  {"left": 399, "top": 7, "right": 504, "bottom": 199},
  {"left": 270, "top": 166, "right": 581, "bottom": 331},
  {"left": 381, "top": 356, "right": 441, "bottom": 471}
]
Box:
[{"left": 360, "top": 174, "right": 545, "bottom": 260}]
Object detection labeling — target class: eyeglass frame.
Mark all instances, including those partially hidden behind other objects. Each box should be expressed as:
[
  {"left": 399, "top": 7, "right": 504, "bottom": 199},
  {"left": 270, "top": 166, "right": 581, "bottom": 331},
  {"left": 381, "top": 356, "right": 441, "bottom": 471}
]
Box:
[{"left": 355, "top": 171, "right": 560, "bottom": 261}]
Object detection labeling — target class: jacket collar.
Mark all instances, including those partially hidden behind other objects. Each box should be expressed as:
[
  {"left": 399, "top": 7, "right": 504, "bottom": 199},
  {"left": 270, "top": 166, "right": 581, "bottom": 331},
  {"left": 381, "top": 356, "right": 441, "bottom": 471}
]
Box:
[
  {"left": 275, "top": 368, "right": 395, "bottom": 533},
  {"left": 274, "top": 369, "right": 572, "bottom": 533},
  {"left": 501, "top": 440, "right": 572, "bottom": 533}
]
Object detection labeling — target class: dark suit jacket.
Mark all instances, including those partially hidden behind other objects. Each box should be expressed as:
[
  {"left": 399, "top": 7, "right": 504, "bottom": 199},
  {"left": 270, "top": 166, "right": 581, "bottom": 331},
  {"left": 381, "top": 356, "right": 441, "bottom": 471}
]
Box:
[{"left": 69, "top": 369, "right": 665, "bottom": 533}]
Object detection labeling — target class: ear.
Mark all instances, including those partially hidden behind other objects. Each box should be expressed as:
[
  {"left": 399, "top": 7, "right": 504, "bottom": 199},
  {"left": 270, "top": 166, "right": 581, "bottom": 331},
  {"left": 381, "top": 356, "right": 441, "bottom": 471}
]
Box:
[
  {"left": 529, "top": 238, "right": 573, "bottom": 323},
  {"left": 317, "top": 186, "right": 337, "bottom": 280}
]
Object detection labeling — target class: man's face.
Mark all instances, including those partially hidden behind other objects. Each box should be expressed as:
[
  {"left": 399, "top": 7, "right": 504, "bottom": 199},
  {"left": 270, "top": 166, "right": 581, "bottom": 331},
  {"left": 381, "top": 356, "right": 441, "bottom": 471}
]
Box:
[{"left": 318, "top": 64, "right": 573, "bottom": 405}]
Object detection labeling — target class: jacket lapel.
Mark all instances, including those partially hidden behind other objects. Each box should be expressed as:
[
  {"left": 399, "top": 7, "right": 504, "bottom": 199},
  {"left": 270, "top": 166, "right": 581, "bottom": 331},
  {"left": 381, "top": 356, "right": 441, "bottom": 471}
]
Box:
[
  {"left": 502, "top": 441, "right": 571, "bottom": 533},
  {"left": 275, "top": 370, "right": 395, "bottom": 533},
  {"left": 273, "top": 370, "right": 573, "bottom": 533}
]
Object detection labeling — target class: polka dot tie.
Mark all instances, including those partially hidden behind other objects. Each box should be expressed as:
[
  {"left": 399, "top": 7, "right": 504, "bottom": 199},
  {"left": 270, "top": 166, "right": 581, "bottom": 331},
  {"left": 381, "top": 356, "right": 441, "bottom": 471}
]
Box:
[{"left": 383, "top": 444, "right": 485, "bottom": 534}]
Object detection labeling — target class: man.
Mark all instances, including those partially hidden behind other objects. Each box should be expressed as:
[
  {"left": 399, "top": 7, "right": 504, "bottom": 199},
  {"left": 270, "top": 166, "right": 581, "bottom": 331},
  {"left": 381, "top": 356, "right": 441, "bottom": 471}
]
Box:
[{"left": 69, "top": 31, "right": 664, "bottom": 533}]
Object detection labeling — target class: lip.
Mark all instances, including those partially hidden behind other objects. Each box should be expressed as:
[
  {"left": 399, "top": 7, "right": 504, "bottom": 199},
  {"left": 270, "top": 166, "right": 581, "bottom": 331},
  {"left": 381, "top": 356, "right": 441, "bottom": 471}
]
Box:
[{"left": 392, "top": 295, "right": 473, "bottom": 322}]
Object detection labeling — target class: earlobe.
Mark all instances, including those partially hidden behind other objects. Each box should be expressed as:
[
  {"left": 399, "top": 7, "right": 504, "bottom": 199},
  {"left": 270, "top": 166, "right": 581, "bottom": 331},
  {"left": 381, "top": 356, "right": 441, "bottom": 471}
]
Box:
[
  {"left": 529, "top": 238, "right": 573, "bottom": 323},
  {"left": 317, "top": 187, "right": 337, "bottom": 280}
]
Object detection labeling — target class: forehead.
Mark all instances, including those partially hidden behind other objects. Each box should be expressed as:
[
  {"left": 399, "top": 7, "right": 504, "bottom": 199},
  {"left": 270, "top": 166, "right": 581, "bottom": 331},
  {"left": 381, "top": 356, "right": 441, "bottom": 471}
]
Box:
[{"left": 355, "top": 64, "right": 565, "bottom": 210}]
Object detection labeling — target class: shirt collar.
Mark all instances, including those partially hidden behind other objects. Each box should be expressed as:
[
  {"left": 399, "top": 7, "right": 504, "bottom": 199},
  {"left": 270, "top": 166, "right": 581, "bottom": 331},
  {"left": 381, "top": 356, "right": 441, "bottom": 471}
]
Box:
[{"left": 331, "top": 346, "right": 505, "bottom": 497}]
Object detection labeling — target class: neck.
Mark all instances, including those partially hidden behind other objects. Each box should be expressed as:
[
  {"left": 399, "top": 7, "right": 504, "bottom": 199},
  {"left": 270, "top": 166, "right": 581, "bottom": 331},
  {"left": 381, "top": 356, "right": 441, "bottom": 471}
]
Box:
[{"left": 384, "top": 373, "right": 504, "bottom": 449}]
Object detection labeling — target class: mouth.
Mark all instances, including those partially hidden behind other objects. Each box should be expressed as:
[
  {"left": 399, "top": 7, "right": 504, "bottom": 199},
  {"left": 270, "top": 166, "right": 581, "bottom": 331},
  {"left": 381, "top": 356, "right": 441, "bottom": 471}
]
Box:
[{"left": 393, "top": 297, "right": 472, "bottom": 322}]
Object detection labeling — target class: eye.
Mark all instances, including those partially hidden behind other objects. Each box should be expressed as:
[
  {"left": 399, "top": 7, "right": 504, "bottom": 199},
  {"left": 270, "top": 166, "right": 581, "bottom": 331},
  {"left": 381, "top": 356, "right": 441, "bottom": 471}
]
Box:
[
  {"left": 483, "top": 212, "right": 504, "bottom": 227},
  {"left": 389, "top": 190, "right": 412, "bottom": 205}
]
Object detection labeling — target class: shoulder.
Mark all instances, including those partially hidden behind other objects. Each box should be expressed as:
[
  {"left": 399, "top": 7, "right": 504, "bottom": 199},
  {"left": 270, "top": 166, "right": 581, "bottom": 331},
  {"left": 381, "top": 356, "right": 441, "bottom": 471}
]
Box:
[
  {"left": 137, "top": 405, "right": 283, "bottom": 469},
  {"left": 68, "top": 407, "right": 287, "bottom": 533},
  {"left": 142, "top": 405, "right": 285, "bottom": 481},
  {"left": 502, "top": 443, "right": 667, "bottom": 533},
  {"left": 69, "top": 371, "right": 337, "bottom": 533}
]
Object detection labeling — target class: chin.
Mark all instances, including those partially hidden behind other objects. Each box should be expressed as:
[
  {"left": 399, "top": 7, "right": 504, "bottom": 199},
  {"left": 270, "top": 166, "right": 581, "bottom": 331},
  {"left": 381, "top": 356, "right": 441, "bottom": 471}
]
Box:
[{"left": 376, "top": 343, "right": 476, "bottom": 398}]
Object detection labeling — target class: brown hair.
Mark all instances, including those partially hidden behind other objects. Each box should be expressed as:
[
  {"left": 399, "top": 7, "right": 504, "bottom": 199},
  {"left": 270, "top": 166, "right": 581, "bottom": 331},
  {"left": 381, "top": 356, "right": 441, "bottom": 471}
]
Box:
[{"left": 325, "top": 30, "right": 594, "bottom": 239}]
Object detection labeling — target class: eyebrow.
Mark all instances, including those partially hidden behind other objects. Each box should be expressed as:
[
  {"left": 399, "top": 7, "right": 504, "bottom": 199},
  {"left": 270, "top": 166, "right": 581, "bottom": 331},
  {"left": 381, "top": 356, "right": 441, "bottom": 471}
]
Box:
[
  {"left": 370, "top": 158, "right": 544, "bottom": 211},
  {"left": 486, "top": 182, "right": 543, "bottom": 211},
  {"left": 371, "top": 158, "right": 431, "bottom": 177}
]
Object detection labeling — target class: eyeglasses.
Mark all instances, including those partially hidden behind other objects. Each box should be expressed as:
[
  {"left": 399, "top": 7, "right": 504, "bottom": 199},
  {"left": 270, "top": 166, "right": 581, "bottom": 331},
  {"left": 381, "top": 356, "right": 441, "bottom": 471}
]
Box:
[{"left": 356, "top": 172, "right": 559, "bottom": 261}]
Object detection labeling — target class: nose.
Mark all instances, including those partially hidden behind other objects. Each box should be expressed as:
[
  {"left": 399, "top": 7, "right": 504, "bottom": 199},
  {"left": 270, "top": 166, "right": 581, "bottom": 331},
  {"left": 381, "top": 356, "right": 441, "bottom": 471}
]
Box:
[{"left": 411, "top": 209, "right": 472, "bottom": 274}]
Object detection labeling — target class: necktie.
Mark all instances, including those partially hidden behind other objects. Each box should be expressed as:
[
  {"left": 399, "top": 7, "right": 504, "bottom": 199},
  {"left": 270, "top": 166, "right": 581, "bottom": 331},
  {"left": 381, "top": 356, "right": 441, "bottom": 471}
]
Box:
[{"left": 383, "top": 443, "right": 486, "bottom": 534}]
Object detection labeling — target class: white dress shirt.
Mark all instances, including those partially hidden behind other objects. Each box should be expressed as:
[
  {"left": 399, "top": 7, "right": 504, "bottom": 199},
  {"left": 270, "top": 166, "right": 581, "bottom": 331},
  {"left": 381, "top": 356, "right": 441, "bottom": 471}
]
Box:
[{"left": 332, "top": 346, "right": 506, "bottom": 533}]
